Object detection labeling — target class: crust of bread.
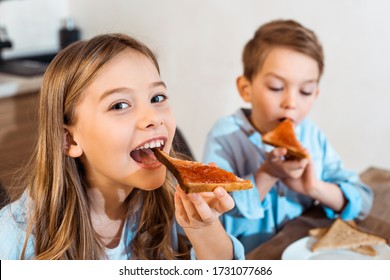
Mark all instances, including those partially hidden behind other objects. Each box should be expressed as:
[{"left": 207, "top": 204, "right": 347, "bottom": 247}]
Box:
[
  {"left": 311, "top": 219, "right": 387, "bottom": 252},
  {"left": 262, "top": 119, "right": 309, "bottom": 159},
  {"left": 153, "top": 148, "right": 253, "bottom": 193},
  {"left": 352, "top": 245, "right": 377, "bottom": 256},
  {"left": 308, "top": 227, "right": 329, "bottom": 238}
]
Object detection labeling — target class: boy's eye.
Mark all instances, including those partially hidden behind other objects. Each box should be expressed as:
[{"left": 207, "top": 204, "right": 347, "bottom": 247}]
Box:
[
  {"left": 300, "top": 91, "right": 313, "bottom": 96},
  {"left": 151, "top": 94, "right": 167, "bottom": 103},
  {"left": 269, "top": 87, "right": 283, "bottom": 92},
  {"left": 301, "top": 83, "right": 317, "bottom": 96},
  {"left": 110, "top": 102, "right": 130, "bottom": 110}
]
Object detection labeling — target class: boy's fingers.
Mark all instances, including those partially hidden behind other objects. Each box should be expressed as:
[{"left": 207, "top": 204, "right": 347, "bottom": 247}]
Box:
[
  {"left": 206, "top": 162, "right": 217, "bottom": 167},
  {"left": 269, "top": 147, "right": 287, "bottom": 162},
  {"left": 284, "top": 158, "right": 308, "bottom": 170}
]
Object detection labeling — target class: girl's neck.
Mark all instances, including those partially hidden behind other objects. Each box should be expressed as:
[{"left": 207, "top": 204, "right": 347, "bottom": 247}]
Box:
[
  {"left": 87, "top": 185, "right": 131, "bottom": 219},
  {"left": 87, "top": 186, "right": 131, "bottom": 249}
]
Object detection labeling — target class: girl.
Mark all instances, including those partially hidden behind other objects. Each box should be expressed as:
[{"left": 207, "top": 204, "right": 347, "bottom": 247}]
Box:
[{"left": 0, "top": 34, "right": 244, "bottom": 260}]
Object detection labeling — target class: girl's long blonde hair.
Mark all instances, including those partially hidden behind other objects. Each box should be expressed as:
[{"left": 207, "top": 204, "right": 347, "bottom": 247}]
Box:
[{"left": 17, "top": 34, "right": 190, "bottom": 259}]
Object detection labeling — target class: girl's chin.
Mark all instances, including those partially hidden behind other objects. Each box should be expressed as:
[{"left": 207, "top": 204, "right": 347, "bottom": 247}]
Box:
[{"left": 138, "top": 170, "right": 167, "bottom": 191}]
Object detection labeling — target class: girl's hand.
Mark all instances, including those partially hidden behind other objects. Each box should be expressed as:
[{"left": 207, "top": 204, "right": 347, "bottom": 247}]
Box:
[{"left": 174, "top": 186, "right": 234, "bottom": 229}]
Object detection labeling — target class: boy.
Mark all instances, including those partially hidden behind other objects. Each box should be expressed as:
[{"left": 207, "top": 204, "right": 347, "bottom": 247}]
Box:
[{"left": 202, "top": 19, "right": 373, "bottom": 254}]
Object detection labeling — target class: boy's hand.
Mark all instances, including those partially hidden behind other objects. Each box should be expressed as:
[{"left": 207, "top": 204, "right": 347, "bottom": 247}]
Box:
[
  {"left": 259, "top": 148, "right": 322, "bottom": 199},
  {"left": 261, "top": 147, "right": 309, "bottom": 180},
  {"left": 174, "top": 186, "right": 234, "bottom": 229},
  {"left": 282, "top": 157, "right": 319, "bottom": 197}
]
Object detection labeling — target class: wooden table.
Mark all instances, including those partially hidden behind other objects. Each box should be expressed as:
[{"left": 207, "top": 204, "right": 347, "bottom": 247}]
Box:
[{"left": 246, "top": 167, "right": 390, "bottom": 260}]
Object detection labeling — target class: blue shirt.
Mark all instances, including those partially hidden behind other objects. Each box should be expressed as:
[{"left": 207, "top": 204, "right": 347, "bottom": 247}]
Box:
[
  {"left": 0, "top": 192, "right": 245, "bottom": 260},
  {"left": 203, "top": 108, "right": 373, "bottom": 254}
]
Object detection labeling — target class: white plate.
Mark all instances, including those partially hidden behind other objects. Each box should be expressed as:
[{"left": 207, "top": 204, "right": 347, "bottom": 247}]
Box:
[{"left": 282, "top": 236, "right": 390, "bottom": 260}]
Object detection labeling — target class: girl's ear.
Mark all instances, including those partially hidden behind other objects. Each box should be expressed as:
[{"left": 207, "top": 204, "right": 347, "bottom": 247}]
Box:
[
  {"left": 236, "top": 76, "right": 252, "bottom": 102},
  {"left": 64, "top": 127, "right": 83, "bottom": 158}
]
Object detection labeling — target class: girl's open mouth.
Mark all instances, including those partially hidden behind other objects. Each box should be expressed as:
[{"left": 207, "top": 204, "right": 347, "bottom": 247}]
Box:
[{"left": 130, "top": 139, "right": 165, "bottom": 164}]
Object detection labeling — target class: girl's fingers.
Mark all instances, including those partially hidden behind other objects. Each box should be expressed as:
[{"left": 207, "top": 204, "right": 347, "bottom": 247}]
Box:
[
  {"left": 176, "top": 186, "right": 202, "bottom": 222},
  {"left": 174, "top": 190, "right": 190, "bottom": 224},
  {"left": 187, "top": 192, "right": 215, "bottom": 224},
  {"left": 210, "top": 187, "right": 234, "bottom": 213},
  {"left": 174, "top": 185, "right": 234, "bottom": 226}
]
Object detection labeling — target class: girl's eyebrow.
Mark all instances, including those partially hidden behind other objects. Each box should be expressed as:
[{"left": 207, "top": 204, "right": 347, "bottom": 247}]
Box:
[
  {"left": 99, "top": 81, "right": 167, "bottom": 102},
  {"left": 99, "top": 87, "right": 133, "bottom": 102},
  {"left": 151, "top": 81, "right": 167, "bottom": 89}
]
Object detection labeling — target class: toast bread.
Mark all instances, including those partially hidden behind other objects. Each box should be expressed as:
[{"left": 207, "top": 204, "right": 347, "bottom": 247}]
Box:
[
  {"left": 311, "top": 219, "right": 387, "bottom": 253},
  {"left": 262, "top": 119, "right": 309, "bottom": 159},
  {"left": 153, "top": 148, "right": 253, "bottom": 193},
  {"left": 309, "top": 220, "right": 357, "bottom": 238},
  {"left": 308, "top": 220, "right": 377, "bottom": 256}
]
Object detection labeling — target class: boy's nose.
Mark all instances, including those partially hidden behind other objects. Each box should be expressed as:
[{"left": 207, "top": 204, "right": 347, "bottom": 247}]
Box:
[{"left": 281, "top": 91, "right": 296, "bottom": 110}]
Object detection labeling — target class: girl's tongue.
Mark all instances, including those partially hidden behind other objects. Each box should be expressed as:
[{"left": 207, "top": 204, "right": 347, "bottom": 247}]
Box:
[{"left": 130, "top": 148, "right": 157, "bottom": 164}]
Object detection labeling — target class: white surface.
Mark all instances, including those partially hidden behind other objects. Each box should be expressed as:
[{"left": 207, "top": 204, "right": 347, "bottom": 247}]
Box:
[
  {"left": 0, "top": 0, "right": 68, "bottom": 58},
  {"left": 282, "top": 236, "right": 390, "bottom": 260}
]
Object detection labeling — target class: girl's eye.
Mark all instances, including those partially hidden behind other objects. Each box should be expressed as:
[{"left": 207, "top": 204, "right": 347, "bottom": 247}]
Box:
[
  {"left": 110, "top": 102, "right": 130, "bottom": 110},
  {"left": 151, "top": 94, "right": 167, "bottom": 103}
]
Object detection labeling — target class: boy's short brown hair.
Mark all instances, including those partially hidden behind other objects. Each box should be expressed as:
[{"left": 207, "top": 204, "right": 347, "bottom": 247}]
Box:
[{"left": 242, "top": 19, "right": 324, "bottom": 81}]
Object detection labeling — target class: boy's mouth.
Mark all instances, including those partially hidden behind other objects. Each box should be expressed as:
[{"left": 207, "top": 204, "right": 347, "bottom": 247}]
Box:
[
  {"left": 278, "top": 117, "right": 293, "bottom": 123},
  {"left": 130, "top": 139, "right": 165, "bottom": 164}
]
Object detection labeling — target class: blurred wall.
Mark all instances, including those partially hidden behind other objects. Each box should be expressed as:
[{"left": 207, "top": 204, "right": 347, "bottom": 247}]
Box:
[
  {"left": 0, "top": 0, "right": 68, "bottom": 57},
  {"left": 3, "top": 0, "right": 390, "bottom": 172}
]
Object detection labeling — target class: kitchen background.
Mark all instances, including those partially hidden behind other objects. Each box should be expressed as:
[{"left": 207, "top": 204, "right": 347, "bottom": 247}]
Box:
[{"left": 1, "top": 0, "right": 390, "bottom": 173}]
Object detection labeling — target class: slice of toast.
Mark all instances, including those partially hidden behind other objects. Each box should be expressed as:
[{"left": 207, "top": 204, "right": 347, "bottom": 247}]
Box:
[
  {"left": 308, "top": 221, "right": 377, "bottom": 256},
  {"left": 311, "top": 219, "right": 387, "bottom": 252},
  {"left": 309, "top": 220, "right": 357, "bottom": 238},
  {"left": 152, "top": 148, "right": 253, "bottom": 193},
  {"left": 262, "top": 119, "right": 309, "bottom": 159}
]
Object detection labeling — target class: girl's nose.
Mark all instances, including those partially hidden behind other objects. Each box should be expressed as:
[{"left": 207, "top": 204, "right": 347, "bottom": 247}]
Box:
[
  {"left": 281, "top": 90, "right": 296, "bottom": 110},
  {"left": 137, "top": 106, "right": 164, "bottom": 129}
]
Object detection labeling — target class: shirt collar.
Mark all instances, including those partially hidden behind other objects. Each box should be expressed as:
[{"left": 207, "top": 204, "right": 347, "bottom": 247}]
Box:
[{"left": 233, "top": 108, "right": 265, "bottom": 147}]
